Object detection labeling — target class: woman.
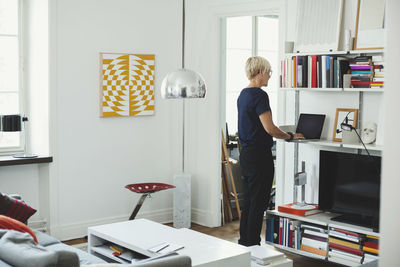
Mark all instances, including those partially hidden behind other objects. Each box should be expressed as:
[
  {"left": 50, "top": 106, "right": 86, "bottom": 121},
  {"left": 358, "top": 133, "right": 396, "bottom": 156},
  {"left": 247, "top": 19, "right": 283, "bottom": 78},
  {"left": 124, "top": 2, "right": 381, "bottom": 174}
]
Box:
[{"left": 237, "top": 56, "right": 303, "bottom": 246}]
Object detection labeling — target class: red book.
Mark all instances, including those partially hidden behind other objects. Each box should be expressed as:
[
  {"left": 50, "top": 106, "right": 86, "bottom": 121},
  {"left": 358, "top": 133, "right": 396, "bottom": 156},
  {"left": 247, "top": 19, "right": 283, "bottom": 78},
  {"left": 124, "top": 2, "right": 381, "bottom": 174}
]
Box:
[
  {"left": 289, "top": 220, "right": 294, "bottom": 248},
  {"left": 311, "top": 55, "right": 318, "bottom": 87},
  {"left": 331, "top": 228, "right": 360, "bottom": 238},
  {"left": 329, "top": 242, "right": 363, "bottom": 256},
  {"left": 279, "top": 217, "right": 283, "bottom": 245},
  {"left": 351, "top": 81, "right": 371, "bottom": 85},
  {"left": 278, "top": 203, "right": 321, "bottom": 217},
  {"left": 364, "top": 241, "right": 379, "bottom": 249}
]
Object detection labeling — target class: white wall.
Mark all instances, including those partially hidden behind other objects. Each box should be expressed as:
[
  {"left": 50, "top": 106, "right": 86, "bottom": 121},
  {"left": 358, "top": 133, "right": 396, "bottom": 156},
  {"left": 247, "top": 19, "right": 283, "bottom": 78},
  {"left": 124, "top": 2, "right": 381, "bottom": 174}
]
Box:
[
  {"left": 48, "top": 0, "right": 183, "bottom": 239},
  {"left": 380, "top": 0, "right": 400, "bottom": 265}
]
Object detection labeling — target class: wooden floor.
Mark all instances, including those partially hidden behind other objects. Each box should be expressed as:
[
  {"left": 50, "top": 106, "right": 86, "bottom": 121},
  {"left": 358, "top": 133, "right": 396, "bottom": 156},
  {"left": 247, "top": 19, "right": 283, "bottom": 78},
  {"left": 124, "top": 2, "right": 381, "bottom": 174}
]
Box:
[{"left": 64, "top": 220, "right": 340, "bottom": 267}]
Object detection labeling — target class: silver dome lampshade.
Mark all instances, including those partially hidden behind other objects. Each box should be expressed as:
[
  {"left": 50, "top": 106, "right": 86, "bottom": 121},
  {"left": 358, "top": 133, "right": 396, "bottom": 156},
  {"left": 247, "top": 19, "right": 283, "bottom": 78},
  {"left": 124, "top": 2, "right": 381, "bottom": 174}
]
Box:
[{"left": 161, "top": 68, "right": 206, "bottom": 99}]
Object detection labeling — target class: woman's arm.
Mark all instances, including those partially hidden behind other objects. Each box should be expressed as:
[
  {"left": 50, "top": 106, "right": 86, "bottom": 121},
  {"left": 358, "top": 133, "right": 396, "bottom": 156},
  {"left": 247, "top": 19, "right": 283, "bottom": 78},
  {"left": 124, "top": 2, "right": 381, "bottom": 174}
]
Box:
[{"left": 259, "top": 111, "right": 304, "bottom": 140}]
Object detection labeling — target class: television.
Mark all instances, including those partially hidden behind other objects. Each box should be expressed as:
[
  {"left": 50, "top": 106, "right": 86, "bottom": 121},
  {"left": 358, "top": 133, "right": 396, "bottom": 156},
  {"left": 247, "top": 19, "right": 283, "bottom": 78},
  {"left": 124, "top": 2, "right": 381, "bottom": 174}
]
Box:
[{"left": 318, "top": 150, "right": 381, "bottom": 230}]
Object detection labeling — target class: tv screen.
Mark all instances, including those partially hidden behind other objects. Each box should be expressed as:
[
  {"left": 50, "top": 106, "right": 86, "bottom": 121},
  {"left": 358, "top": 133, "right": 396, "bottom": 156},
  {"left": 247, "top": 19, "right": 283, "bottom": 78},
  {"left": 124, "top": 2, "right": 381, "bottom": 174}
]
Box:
[{"left": 318, "top": 150, "right": 381, "bottom": 229}]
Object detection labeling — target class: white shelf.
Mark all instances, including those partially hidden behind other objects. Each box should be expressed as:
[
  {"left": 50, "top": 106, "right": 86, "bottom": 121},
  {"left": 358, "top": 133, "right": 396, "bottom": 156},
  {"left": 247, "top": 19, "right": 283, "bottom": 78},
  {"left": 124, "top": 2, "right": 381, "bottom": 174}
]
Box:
[
  {"left": 285, "top": 49, "right": 383, "bottom": 57},
  {"left": 329, "top": 222, "right": 379, "bottom": 237},
  {"left": 343, "top": 88, "right": 384, "bottom": 93},
  {"left": 279, "top": 87, "right": 342, "bottom": 92},
  {"left": 267, "top": 210, "right": 334, "bottom": 227},
  {"left": 280, "top": 87, "right": 384, "bottom": 93},
  {"left": 303, "top": 139, "right": 383, "bottom": 151},
  {"left": 268, "top": 210, "right": 379, "bottom": 237},
  {"left": 272, "top": 244, "right": 327, "bottom": 260}
]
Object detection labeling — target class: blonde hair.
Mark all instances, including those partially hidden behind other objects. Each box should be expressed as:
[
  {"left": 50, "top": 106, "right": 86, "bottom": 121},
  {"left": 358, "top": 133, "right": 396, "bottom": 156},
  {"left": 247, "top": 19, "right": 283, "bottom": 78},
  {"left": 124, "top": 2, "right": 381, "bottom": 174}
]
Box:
[{"left": 245, "top": 56, "right": 271, "bottom": 80}]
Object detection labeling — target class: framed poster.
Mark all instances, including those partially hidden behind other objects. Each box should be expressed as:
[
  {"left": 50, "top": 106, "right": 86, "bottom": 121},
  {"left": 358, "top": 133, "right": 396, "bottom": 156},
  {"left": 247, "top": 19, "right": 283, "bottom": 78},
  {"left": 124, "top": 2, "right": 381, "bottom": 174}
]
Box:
[
  {"left": 333, "top": 108, "right": 359, "bottom": 142},
  {"left": 100, "top": 53, "right": 155, "bottom": 117},
  {"left": 354, "top": 0, "right": 385, "bottom": 50}
]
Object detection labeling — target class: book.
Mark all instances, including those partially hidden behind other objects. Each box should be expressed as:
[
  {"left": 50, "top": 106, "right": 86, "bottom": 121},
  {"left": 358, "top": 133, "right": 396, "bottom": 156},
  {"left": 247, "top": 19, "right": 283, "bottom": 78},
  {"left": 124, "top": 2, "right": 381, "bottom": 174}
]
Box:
[
  {"left": 329, "top": 231, "right": 360, "bottom": 243},
  {"left": 304, "top": 229, "right": 328, "bottom": 238},
  {"left": 329, "top": 249, "right": 362, "bottom": 263},
  {"left": 301, "top": 237, "right": 328, "bottom": 250},
  {"left": 328, "top": 242, "right": 363, "bottom": 256},
  {"left": 364, "top": 241, "right": 379, "bottom": 250},
  {"left": 277, "top": 203, "right": 321, "bottom": 217},
  {"left": 302, "top": 232, "right": 327, "bottom": 242},
  {"left": 311, "top": 55, "right": 318, "bottom": 87},
  {"left": 363, "top": 246, "right": 379, "bottom": 254},
  {"left": 329, "top": 256, "right": 361, "bottom": 267},
  {"left": 247, "top": 245, "right": 284, "bottom": 265},
  {"left": 300, "top": 244, "right": 327, "bottom": 256},
  {"left": 328, "top": 237, "right": 360, "bottom": 250},
  {"left": 301, "top": 224, "right": 326, "bottom": 233}
]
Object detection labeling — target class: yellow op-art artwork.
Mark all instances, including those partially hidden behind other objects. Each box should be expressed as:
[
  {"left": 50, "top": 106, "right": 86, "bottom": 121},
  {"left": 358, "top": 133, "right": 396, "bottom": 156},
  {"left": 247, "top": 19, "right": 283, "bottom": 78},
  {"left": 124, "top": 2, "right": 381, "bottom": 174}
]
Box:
[{"left": 100, "top": 53, "right": 155, "bottom": 117}]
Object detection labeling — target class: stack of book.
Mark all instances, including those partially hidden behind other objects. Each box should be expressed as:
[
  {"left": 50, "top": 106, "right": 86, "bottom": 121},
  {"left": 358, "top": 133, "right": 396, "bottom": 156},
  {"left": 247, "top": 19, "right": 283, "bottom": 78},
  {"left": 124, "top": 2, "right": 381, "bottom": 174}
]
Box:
[
  {"left": 300, "top": 224, "right": 328, "bottom": 257},
  {"left": 328, "top": 228, "right": 363, "bottom": 265},
  {"left": 280, "top": 55, "right": 350, "bottom": 89},
  {"left": 362, "top": 235, "right": 379, "bottom": 263},
  {"left": 350, "top": 56, "right": 373, "bottom": 88},
  {"left": 371, "top": 55, "right": 384, "bottom": 88},
  {"left": 275, "top": 217, "right": 301, "bottom": 249}
]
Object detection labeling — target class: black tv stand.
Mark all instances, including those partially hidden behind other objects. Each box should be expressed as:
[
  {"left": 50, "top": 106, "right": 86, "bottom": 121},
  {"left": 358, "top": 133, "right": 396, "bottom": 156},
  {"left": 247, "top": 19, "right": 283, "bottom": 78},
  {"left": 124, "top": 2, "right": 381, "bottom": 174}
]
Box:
[{"left": 331, "top": 214, "right": 379, "bottom": 231}]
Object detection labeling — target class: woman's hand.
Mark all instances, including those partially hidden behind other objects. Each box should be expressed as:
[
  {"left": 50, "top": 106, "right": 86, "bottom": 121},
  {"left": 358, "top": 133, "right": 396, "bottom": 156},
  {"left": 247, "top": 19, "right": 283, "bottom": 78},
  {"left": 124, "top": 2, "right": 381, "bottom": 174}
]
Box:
[{"left": 293, "top": 133, "right": 305, "bottom": 140}]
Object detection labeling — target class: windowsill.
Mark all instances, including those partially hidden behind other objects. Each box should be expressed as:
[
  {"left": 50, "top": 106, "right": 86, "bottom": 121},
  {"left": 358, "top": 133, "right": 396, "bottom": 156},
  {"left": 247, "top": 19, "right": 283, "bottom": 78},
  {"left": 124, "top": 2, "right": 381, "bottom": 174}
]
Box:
[{"left": 0, "top": 155, "right": 53, "bottom": 167}]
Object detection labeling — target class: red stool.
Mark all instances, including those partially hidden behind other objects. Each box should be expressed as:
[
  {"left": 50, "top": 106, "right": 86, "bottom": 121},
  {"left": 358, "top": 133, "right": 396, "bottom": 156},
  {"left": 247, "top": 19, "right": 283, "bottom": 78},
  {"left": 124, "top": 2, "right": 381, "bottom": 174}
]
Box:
[{"left": 125, "top": 183, "right": 175, "bottom": 220}]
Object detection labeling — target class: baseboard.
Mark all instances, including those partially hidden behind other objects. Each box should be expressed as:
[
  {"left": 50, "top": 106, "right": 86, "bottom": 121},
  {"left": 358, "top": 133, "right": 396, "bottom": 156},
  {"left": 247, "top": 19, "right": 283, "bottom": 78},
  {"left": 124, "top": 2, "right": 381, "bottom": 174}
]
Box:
[
  {"left": 192, "top": 208, "right": 221, "bottom": 227},
  {"left": 51, "top": 208, "right": 173, "bottom": 241},
  {"left": 51, "top": 207, "right": 220, "bottom": 240}
]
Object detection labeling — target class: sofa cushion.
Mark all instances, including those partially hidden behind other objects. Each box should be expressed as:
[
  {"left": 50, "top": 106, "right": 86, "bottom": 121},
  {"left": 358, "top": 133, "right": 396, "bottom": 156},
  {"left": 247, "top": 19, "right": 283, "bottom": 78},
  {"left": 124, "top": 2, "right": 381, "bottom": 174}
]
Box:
[
  {"left": 46, "top": 243, "right": 107, "bottom": 265},
  {"left": 34, "top": 230, "right": 60, "bottom": 247},
  {"left": 0, "top": 230, "right": 79, "bottom": 267},
  {"left": 0, "top": 193, "right": 36, "bottom": 223},
  {"left": 0, "top": 215, "right": 38, "bottom": 243}
]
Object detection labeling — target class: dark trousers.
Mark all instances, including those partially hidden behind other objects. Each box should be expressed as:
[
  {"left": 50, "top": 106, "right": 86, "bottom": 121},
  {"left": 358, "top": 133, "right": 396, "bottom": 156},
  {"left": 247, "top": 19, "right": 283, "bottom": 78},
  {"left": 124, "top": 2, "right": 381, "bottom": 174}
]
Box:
[{"left": 238, "top": 145, "right": 274, "bottom": 246}]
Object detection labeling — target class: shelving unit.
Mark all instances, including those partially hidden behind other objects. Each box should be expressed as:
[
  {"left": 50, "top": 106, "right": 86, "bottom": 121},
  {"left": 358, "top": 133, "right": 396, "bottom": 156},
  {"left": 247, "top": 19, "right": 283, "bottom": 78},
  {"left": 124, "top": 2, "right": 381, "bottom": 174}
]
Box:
[
  {"left": 266, "top": 210, "right": 379, "bottom": 266},
  {"left": 276, "top": 43, "right": 383, "bottom": 265}
]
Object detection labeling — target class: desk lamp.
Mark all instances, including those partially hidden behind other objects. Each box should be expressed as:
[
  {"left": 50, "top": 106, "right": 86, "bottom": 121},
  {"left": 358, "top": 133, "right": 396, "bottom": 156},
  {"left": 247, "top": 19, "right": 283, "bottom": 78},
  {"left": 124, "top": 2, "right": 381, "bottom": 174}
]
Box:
[
  {"left": 160, "top": 0, "right": 207, "bottom": 229},
  {"left": 340, "top": 121, "right": 371, "bottom": 157},
  {"left": 2, "top": 115, "right": 37, "bottom": 158}
]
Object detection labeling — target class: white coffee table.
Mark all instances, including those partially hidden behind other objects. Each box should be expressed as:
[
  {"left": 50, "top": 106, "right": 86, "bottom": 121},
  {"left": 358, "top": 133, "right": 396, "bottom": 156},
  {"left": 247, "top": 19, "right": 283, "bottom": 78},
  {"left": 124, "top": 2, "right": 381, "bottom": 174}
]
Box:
[{"left": 88, "top": 219, "right": 251, "bottom": 267}]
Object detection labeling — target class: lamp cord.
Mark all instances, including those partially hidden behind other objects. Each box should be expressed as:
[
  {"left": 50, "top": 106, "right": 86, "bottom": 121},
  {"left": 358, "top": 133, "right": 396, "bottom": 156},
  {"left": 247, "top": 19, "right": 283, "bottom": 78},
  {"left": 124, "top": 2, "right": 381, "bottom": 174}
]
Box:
[
  {"left": 352, "top": 128, "right": 381, "bottom": 177},
  {"left": 182, "top": 0, "right": 185, "bottom": 69},
  {"left": 352, "top": 128, "right": 371, "bottom": 158},
  {"left": 181, "top": 0, "right": 185, "bottom": 173}
]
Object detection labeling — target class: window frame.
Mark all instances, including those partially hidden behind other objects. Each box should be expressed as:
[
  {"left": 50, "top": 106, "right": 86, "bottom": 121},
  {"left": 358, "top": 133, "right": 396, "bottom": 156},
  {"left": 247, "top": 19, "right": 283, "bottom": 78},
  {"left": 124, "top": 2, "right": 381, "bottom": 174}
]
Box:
[
  {"left": 223, "top": 15, "right": 280, "bottom": 136},
  {"left": 0, "top": 0, "right": 24, "bottom": 154}
]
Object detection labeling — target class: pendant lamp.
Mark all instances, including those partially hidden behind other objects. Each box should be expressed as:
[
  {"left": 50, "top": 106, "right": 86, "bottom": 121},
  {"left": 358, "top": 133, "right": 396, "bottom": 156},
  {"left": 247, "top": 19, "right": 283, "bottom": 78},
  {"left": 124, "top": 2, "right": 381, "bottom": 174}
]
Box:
[{"left": 160, "top": 0, "right": 206, "bottom": 100}]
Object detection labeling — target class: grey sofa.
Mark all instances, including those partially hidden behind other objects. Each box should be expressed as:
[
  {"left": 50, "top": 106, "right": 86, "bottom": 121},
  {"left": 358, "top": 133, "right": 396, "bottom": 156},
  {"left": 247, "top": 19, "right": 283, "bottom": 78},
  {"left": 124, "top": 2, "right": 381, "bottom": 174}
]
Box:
[{"left": 0, "top": 229, "right": 191, "bottom": 267}]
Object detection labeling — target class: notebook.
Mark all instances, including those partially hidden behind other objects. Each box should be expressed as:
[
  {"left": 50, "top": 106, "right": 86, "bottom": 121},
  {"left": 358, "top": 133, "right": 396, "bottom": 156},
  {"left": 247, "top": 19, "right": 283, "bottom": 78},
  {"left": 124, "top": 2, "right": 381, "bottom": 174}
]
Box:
[
  {"left": 288, "top": 113, "right": 326, "bottom": 143},
  {"left": 247, "top": 245, "right": 285, "bottom": 265}
]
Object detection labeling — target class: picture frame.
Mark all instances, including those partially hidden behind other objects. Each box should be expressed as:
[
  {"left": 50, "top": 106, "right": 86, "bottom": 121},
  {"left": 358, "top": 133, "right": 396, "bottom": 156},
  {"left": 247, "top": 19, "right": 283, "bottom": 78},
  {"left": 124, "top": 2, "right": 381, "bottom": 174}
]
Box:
[
  {"left": 354, "top": 0, "right": 385, "bottom": 50},
  {"left": 332, "top": 108, "right": 359, "bottom": 142}
]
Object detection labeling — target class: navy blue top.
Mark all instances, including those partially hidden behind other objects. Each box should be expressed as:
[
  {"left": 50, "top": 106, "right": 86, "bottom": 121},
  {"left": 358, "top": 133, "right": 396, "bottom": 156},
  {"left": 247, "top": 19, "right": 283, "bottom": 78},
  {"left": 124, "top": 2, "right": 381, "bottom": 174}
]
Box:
[{"left": 237, "top": 87, "right": 273, "bottom": 148}]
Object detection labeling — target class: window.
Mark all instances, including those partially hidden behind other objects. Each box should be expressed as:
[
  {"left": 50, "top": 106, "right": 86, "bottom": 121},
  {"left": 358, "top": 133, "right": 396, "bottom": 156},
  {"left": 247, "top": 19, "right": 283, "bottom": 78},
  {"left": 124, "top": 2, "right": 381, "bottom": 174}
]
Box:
[
  {"left": 225, "top": 15, "right": 279, "bottom": 136},
  {"left": 0, "top": 0, "right": 21, "bottom": 149}
]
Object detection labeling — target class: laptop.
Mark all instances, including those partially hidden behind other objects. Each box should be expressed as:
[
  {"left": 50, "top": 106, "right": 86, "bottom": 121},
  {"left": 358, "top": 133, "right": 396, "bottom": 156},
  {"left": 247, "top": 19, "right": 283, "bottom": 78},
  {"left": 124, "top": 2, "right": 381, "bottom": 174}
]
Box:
[{"left": 289, "top": 113, "right": 326, "bottom": 143}]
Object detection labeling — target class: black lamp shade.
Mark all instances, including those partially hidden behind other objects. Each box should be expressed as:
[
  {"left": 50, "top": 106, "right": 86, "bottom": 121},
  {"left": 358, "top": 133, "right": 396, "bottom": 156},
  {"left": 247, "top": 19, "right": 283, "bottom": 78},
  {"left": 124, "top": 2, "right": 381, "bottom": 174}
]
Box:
[{"left": 1, "top": 115, "right": 21, "bottom": 132}]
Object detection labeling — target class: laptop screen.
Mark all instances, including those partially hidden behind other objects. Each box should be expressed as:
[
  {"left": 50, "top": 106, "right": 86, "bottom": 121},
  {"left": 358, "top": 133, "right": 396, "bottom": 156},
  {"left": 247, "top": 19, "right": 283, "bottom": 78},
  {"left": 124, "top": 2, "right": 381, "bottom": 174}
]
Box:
[{"left": 295, "top": 113, "right": 326, "bottom": 139}]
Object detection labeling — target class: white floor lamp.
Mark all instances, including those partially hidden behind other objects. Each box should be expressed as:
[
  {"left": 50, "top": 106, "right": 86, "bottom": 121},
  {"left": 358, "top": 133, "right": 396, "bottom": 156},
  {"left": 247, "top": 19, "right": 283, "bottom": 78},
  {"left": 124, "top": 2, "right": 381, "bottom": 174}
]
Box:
[{"left": 160, "top": 0, "right": 207, "bottom": 228}]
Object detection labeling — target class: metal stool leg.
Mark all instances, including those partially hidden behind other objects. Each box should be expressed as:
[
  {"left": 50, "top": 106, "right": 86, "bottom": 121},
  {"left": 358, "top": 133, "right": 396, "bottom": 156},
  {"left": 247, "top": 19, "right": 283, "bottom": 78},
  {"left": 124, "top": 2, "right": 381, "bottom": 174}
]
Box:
[{"left": 129, "top": 193, "right": 149, "bottom": 220}]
